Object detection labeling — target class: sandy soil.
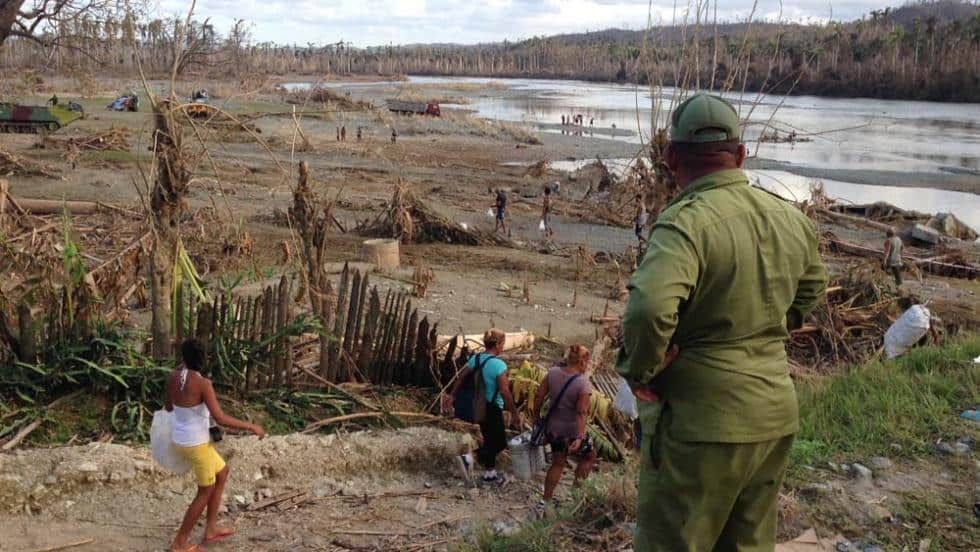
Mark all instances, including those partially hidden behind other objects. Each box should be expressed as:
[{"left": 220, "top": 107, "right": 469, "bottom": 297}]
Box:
[{"left": 0, "top": 429, "right": 556, "bottom": 551}]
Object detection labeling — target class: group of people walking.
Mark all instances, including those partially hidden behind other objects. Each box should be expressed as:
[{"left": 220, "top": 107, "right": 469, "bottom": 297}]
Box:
[{"left": 444, "top": 329, "right": 597, "bottom": 503}]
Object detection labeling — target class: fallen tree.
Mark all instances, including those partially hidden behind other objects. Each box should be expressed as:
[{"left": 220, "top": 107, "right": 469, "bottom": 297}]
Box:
[
  {"left": 357, "top": 185, "right": 518, "bottom": 247},
  {"left": 825, "top": 232, "right": 978, "bottom": 280}
]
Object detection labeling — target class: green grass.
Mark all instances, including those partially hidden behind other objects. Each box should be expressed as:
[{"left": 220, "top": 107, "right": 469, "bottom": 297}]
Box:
[
  {"left": 791, "top": 335, "right": 980, "bottom": 469},
  {"left": 80, "top": 149, "right": 151, "bottom": 164}
]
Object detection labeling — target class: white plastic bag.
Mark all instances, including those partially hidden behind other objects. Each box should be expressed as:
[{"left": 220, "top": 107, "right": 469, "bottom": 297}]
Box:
[
  {"left": 538, "top": 219, "right": 546, "bottom": 231},
  {"left": 150, "top": 409, "right": 191, "bottom": 474},
  {"left": 883, "top": 305, "right": 931, "bottom": 359},
  {"left": 613, "top": 376, "right": 639, "bottom": 420},
  {"left": 486, "top": 208, "right": 495, "bottom": 218}
]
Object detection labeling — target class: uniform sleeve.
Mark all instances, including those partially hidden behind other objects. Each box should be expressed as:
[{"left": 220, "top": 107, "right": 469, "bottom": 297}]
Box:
[
  {"left": 786, "top": 223, "right": 828, "bottom": 331},
  {"left": 615, "top": 224, "right": 699, "bottom": 387}
]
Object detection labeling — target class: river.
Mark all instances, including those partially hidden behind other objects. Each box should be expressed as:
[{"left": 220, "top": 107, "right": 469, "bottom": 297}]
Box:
[{"left": 293, "top": 75, "right": 980, "bottom": 230}]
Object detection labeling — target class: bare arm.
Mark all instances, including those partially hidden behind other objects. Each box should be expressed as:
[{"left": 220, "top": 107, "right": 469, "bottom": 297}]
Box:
[
  {"left": 202, "top": 380, "right": 266, "bottom": 438},
  {"left": 882, "top": 240, "right": 891, "bottom": 266},
  {"left": 496, "top": 372, "right": 521, "bottom": 428}
]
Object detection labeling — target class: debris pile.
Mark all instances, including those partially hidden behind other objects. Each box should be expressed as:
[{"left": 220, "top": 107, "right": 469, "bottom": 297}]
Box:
[
  {"left": 286, "top": 86, "right": 374, "bottom": 111},
  {"left": 0, "top": 146, "right": 60, "bottom": 178},
  {"left": 788, "top": 267, "right": 922, "bottom": 371},
  {"left": 524, "top": 159, "right": 550, "bottom": 178},
  {"left": 758, "top": 129, "right": 813, "bottom": 143},
  {"left": 357, "top": 185, "right": 515, "bottom": 246},
  {"left": 65, "top": 127, "right": 132, "bottom": 152},
  {"left": 925, "top": 212, "right": 978, "bottom": 241}
]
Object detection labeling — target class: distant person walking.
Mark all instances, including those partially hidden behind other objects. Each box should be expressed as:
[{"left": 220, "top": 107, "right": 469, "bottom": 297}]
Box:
[
  {"left": 561, "top": 115, "right": 566, "bottom": 125},
  {"left": 446, "top": 329, "right": 522, "bottom": 483},
  {"left": 336, "top": 127, "right": 340, "bottom": 141},
  {"left": 166, "top": 339, "right": 266, "bottom": 552},
  {"left": 340, "top": 125, "right": 347, "bottom": 142},
  {"left": 541, "top": 186, "right": 554, "bottom": 238},
  {"left": 493, "top": 188, "right": 509, "bottom": 235},
  {"left": 883, "top": 228, "right": 904, "bottom": 285},
  {"left": 391, "top": 128, "right": 397, "bottom": 143},
  {"left": 532, "top": 344, "right": 597, "bottom": 504},
  {"left": 356, "top": 126, "right": 362, "bottom": 141}
]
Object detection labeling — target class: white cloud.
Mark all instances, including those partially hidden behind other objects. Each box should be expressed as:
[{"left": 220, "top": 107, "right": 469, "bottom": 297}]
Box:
[{"left": 151, "top": 0, "right": 910, "bottom": 46}]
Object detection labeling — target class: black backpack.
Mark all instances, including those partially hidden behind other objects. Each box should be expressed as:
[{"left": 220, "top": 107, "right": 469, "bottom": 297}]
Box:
[{"left": 473, "top": 353, "right": 502, "bottom": 423}]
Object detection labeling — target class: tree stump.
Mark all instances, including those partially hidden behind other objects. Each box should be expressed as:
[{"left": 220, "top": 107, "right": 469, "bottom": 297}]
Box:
[{"left": 359, "top": 238, "right": 400, "bottom": 269}]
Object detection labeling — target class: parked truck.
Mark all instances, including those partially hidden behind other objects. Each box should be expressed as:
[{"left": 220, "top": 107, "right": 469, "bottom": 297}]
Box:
[{"left": 386, "top": 99, "right": 440, "bottom": 117}]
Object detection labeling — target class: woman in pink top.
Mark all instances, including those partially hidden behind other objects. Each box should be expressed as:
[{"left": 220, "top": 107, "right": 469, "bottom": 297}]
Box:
[{"left": 531, "top": 344, "right": 597, "bottom": 503}]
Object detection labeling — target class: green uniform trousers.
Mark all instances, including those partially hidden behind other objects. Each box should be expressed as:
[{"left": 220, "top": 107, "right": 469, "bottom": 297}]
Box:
[{"left": 636, "top": 405, "right": 794, "bottom": 552}]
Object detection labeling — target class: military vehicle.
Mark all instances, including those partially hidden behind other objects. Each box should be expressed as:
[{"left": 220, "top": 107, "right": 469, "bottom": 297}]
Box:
[{"left": 0, "top": 102, "right": 85, "bottom": 133}]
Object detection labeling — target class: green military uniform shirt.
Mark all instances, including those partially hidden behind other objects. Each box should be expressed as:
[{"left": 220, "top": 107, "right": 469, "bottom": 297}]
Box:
[{"left": 616, "top": 168, "right": 827, "bottom": 443}]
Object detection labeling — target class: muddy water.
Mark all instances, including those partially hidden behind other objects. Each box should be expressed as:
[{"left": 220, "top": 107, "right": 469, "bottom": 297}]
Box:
[
  {"left": 749, "top": 170, "right": 980, "bottom": 231},
  {"left": 408, "top": 75, "right": 980, "bottom": 178}
]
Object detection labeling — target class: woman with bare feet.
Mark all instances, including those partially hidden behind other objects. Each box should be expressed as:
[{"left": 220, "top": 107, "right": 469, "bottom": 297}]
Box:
[
  {"left": 166, "top": 339, "right": 266, "bottom": 552},
  {"left": 532, "top": 344, "right": 597, "bottom": 506}
]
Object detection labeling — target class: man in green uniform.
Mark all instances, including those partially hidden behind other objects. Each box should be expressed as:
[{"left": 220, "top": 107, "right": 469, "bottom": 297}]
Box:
[{"left": 616, "top": 94, "right": 827, "bottom": 551}]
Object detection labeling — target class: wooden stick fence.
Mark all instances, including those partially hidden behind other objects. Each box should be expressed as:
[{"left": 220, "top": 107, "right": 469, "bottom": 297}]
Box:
[
  {"left": 177, "top": 265, "right": 444, "bottom": 390},
  {"left": 315, "top": 264, "right": 440, "bottom": 386}
]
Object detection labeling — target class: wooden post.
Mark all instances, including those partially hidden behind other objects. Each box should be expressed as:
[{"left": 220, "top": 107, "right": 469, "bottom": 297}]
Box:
[
  {"left": 326, "top": 265, "right": 350, "bottom": 381},
  {"left": 383, "top": 293, "right": 406, "bottom": 384},
  {"left": 404, "top": 309, "right": 419, "bottom": 385},
  {"left": 276, "top": 275, "right": 292, "bottom": 387},
  {"left": 341, "top": 270, "right": 362, "bottom": 382},
  {"left": 395, "top": 300, "right": 413, "bottom": 384},
  {"left": 372, "top": 289, "right": 394, "bottom": 380},
  {"left": 260, "top": 287, "right": 275, "bottom": 389},
  {"left": 318, "top": 280, "right": 335, "bottom": 379},
  {"left": 426, "top": 323, "right": 440, "bottom": 387},
  {"left": 349, "top": 272, "right": 369, "bottom": 377},
  {"left": 16, "top": 302, "right": 36, "bottom": 363},
  {"left": 360, "top": 288, "right": 381, "bottom": 383},
  {"left": 0, "top": 179, "right": 8, "bottom": 232}
]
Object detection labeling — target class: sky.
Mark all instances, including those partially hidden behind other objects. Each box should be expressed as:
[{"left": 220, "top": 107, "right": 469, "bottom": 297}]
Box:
[{"left": 154, "top": 0, "right": 910, "bottom": 47}]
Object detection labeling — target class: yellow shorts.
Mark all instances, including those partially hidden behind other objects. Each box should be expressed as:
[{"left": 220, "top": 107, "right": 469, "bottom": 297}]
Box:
[{"left": 175, "top": 442, "right": 226, "bottom": 487}]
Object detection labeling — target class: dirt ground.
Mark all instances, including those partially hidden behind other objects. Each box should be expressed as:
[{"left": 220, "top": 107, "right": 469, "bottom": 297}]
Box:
[{"left": 0, "top": 429, "right": 556, "bottom": 551}]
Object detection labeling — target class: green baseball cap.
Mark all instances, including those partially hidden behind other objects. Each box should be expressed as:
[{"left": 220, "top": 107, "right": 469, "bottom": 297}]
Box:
[{"left": 669, "top": 93, "right": 740, "bottom": 144}]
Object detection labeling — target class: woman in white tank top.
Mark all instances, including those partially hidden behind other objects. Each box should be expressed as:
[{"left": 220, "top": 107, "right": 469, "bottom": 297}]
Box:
[{"left": 165, "top": 339, "right": 266, "bottom": 552}]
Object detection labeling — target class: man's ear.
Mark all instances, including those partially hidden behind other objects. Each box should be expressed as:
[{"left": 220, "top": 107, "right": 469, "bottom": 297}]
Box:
[{"left": 735, "top": 143, "right": 747, "bottom": 168}]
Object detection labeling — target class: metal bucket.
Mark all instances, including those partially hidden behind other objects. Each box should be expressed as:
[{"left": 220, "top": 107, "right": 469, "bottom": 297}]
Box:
[{"left": 508, "top": 432, "right": 547, "bottom": 480}]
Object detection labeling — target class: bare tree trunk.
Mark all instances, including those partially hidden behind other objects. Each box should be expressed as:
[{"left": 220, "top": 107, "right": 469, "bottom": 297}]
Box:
[
  {"left": 0, "top": 0, "right": 27, "bottom": 48},
  {"left": 149, "top": 99, "right": 189, "bottom": 360}
]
